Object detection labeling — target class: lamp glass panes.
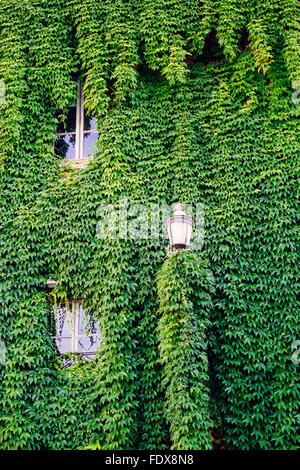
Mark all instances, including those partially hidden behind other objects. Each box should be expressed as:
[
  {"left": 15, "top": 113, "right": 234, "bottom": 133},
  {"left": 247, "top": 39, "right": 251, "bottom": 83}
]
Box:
[{"left": 165, "top": 204, "right": 194, "bottom": 250}]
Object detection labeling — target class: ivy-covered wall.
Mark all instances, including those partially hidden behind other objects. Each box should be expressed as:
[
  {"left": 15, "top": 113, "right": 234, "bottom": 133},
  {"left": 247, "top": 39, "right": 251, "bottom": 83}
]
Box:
[{"left": 0, "top": 0, "right": 299, "bottom": 450}]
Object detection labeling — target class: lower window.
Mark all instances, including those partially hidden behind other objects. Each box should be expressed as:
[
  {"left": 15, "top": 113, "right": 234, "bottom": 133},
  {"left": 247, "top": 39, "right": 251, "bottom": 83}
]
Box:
[{"left": 49, "top": 301, "right": 102, "bottom": 360}]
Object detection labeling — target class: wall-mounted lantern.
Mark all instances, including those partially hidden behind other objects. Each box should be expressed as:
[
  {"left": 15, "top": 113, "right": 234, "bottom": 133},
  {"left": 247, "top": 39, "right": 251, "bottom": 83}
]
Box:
[
  {"left": 46, "top": 279, "right": 57, "bottom": 289},
  {"left": 165, "top": 204, "right": 194, "bottom": 251}
]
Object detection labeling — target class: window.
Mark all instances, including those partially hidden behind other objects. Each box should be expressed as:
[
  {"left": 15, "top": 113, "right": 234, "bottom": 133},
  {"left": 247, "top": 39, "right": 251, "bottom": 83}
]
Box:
[
  {"left": 55, "top": 83, "right": 98, "bottom": 160},
  {"left": 49, "top": 301, "right": 102, "bottom": 360}
]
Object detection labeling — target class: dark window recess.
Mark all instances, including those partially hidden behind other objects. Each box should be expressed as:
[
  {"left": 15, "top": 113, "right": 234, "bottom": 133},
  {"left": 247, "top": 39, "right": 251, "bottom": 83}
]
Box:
[{"left": 57, "top": 106, "right": 76, "bottom": 134}]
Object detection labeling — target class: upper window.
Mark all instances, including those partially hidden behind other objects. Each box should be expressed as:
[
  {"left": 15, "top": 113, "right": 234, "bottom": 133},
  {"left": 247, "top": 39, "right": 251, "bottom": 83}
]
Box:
[
  {"left": 49, "top": 301, "right": 102, "bottom": 360},
  {"left": 55, "top": 83, "right": 98, "bottom": 160}
]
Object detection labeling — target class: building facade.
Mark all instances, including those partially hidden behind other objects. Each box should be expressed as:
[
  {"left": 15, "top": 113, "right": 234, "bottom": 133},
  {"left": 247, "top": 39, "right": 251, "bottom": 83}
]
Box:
[{"left": 0, "top": 0, "right": 299, "bottom": 450}]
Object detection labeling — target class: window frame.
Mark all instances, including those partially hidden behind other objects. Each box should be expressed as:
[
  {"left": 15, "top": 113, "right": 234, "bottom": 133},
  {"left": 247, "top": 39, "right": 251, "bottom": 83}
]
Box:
[
  {"left": 50, "top": 300, "right": 101, "bottom": 357},
  {"left": 56, "top": 83, "right": 98, "bottom": 161}
]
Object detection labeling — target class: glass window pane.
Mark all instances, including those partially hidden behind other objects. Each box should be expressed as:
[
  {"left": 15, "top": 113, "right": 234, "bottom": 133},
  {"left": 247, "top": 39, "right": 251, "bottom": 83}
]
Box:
[
  {"left": 83, "top": 132, "right": 98, "bottom": 159},
  {"left": 78, "top": 335, "right": 101, "bottom": 354},
  {"left": 54, "top": 305, "right": 72, "bottom": 337},
  {"left": 49, "top": 305, "right": 73, "bottom": 354},
  {"left": 57, "top": 106, "right": 76, "bottom": 133},
  {"left": 79, "top": 306, "right": 100, "bottom": 335},
  {"left": 78, "top": 306, "right": 101, "bottom": 354},
  {"left": 53, "top": 337, "right": 72, "bottom": 354},
  {"left": 83, "top": 110, "right": 97, "bottom": 131},
  {"left": 55, "top": 134, "right": 76, "bottom": 159}
]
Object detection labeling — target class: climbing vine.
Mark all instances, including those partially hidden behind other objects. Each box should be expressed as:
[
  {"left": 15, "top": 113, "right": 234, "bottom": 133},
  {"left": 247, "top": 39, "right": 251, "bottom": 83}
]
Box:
[
  {"left": 157, "top": 250, "right": 215, "bottom": 450},
  {"left": 0, "top": 0, "right": 299, "bottom": 450}
]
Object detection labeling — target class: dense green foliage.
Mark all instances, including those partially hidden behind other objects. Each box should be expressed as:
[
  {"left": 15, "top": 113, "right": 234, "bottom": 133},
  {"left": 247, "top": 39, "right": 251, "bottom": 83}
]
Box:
[
  {"left": 0, "top": 0, "right": 299, "bottom": 450},
  {"left": 157, "top": 251, "right": 215, "bottom": 450}
]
